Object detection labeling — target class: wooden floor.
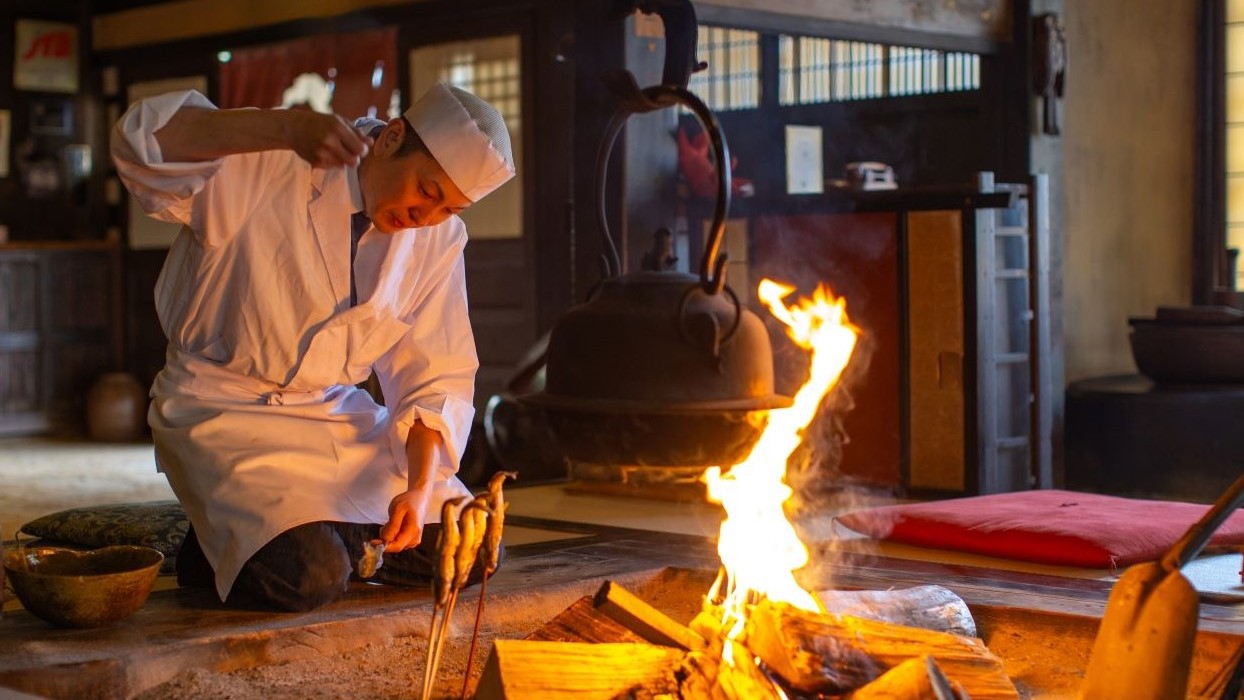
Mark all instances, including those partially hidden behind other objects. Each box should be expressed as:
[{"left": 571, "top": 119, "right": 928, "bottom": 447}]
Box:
[{"left": 2, "top": 510, "right": 1243, "bottom": 699}]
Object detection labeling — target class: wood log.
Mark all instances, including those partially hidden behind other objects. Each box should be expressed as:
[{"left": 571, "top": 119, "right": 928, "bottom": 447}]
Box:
[
  {"left": 718, "top": 639, "right": 785, "bottom": 700},
  {"left": 674, "top": 652, "right": 721, "bottom": 700},
  {"left": 675, "top": 648, "right": 784, "bottom": 700},
  {"left": 593, "top": 580, "right": 707, "bottom": 651},
  {"left": 816, "top": 585, "right": 978, "bottom": 638},
  {"left": 744, "top": 599, "right": 1019, "bottom": 699},
  {"left": 523, "top": 596, "right": 648, "bottom": 644},
  {"left": 472, "top": 640, "right": 685, "bottom": 699},
  {"left": 849, "top": 655, "right": 967, "bottom": 699}
]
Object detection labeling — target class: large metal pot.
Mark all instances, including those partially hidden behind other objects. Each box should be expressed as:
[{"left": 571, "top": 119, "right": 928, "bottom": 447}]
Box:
[{"left": 524, "top": 74, "right": 789, "bottom": 467}]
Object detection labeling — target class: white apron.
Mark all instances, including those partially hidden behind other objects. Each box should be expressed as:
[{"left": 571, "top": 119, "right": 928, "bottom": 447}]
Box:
[{"left": 113, "top": 89, "right": 477, "bottom": 600}]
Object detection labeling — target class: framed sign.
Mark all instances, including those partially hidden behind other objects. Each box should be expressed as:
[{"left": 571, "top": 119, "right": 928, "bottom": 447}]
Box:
[
  {"left": 0, "top": 110, "right": 10, "bottom": 178},
  {"left": 14, "top": 20, "right": 79, "bottom": 93},
  {"left": 30, "top": 99, "right": 72, "bottom": 135},
  {"left": 126, "top": 75, "right": 208, "bottom": 250}
]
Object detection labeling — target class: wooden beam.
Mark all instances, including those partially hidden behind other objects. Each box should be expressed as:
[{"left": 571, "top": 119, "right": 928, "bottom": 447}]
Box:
[
  {"left": 92, "top": 0, "right": 425, "bottom": 51},
  {"left": 695, "top": 0, "right": 1009, "bottom": 53}
]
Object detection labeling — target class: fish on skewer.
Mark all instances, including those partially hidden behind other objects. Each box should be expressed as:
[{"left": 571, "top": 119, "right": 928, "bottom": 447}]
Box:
[
  {"left": 421, "top": 496, "right": 467, "bottom": 700},
  {"left": 462, "top": 471, "right": 517, "bottom": 699},
  {"left": 454, "top": 497, "right": 492, "bottom": 590},
  {"left": 427, "top": 497, "right": 490, "bottom": 697},
  {"left": 356, "top": 539, "right": 386, "bottom": 579},
  {"left": 481, "top": 471, "right": 517, "bottom": 578}
]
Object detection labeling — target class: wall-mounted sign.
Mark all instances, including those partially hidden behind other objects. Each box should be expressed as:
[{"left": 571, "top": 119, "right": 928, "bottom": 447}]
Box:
[
  {"left": 0, "top": 110, "right": 10, "bottom": 178},
  {"left": 30, "top": 98, "right": 72, "bottom": 135},
  {"left": 785, "top": 124, "right": 824, "bottom": 195},
  {"left": 14, "top": 20, "right": 79, "bottom": 93},
  {"left": 126, "top": 75, "right": 208, "bottom": 249}
]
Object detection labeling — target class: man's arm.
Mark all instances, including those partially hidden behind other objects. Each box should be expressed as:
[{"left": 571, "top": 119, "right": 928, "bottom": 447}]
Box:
[
  {"left": 154, "top": 106, "right": 372, "bottom": 168},
  {"left": 379, "top": 420, "right": 442, "bottom": 552}
]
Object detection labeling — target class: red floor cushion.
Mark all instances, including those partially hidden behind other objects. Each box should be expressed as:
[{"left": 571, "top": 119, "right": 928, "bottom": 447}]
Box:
[{"left": 835, "top": 489, "right": 1244, "bottom": 568}]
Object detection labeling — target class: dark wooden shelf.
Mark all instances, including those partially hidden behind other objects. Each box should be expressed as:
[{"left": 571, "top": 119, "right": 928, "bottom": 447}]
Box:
[
  {"left": 0, "top": 240, "right": 120, "bottom": 251},
  {"left": 689, "top": 184, "right": 1019, "bottom": 221}
]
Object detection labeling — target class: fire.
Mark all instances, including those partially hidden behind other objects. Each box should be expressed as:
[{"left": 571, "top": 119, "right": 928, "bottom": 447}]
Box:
[{"left": 704, "top": 279, "right": 858, "bottom": 646}]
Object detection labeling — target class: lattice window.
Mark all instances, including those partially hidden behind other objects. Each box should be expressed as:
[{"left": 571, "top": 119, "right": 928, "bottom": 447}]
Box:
[
  {"left": 437, "top": 50, "right": 521, "bottom": 131},
  {"left": 779, "top": 35, "right": 980, "bottom": 105},
  {"left": 410, "top": 35, "right": 523, "bottom": 240},
  {"left": 687, "top": 26, "right": 760, "bottom": 111}
]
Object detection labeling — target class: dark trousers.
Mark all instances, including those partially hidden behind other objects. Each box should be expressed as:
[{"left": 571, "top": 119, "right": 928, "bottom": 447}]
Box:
[{"left": 178, "top": 521, "right": 500, "bottom": 612}]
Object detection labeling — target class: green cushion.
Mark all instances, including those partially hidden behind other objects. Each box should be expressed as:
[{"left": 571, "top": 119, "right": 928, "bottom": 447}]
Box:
[{"left": 19, "top": 501, "right": 188, "bottom": 573}]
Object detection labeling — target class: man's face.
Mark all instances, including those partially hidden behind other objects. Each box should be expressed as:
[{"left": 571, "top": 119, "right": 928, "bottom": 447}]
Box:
[{"left": 360, "top": 118, "right": 473, "bottom": 234}]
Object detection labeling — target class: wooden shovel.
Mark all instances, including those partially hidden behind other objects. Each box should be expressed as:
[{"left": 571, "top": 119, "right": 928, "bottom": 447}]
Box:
[{"left": 1079, "top": 473, "right": 1244, "bottom": 700}]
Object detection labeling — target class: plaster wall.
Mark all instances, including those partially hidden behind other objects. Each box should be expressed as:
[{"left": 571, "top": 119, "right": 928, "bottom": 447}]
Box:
[{"left": 1062, "top": 0, "right": 1196, "bottom": 382}]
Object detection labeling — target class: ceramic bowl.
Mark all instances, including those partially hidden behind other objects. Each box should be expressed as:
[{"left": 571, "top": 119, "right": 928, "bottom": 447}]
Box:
[
  {"left": 2, "top": 545, "right": 163, "bottom": 628},
  {"left": 1128, "top": 320, "right": 1244, "bottom": 384}
]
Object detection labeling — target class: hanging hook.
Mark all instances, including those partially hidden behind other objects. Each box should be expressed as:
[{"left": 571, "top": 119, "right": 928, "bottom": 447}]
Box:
[{"left": 593, "top": 82, "right": 732, "bottom": 292}]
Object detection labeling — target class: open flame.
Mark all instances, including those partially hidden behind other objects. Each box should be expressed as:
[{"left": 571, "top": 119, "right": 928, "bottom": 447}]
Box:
[{"left": 703, "top": 279, "right": 859, "bottom": 649}]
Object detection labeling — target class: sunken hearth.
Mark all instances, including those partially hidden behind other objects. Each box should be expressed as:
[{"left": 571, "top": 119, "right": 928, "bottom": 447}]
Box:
[{"left": 3, "top": 515, "right": 1243, "bottom": 699}]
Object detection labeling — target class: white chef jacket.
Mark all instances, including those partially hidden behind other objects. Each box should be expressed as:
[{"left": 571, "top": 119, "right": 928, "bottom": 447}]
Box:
[{"left": 111, "top": 90, "right": 476, "bottom": 600}]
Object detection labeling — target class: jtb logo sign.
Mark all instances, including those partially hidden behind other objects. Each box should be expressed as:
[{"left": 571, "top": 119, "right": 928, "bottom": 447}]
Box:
[
  {"left": 22, "top": 31, "right": 74, "bottom": 60},
  {"left": 14, "top": 20, "right": 79, "bottom": 93}
]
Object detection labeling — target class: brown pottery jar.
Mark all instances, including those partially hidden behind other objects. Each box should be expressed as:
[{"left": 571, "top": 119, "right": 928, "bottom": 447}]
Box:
[{"left": 86, "top": 372, "right": 148, "bottom": 442}]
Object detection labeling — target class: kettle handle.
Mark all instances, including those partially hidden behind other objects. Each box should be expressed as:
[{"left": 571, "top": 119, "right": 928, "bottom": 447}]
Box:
[{"left": 595, "top": 81, "right": 732, "bottom": 295}]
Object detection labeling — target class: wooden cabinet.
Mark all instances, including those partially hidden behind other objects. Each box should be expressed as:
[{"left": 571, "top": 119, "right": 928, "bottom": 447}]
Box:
[{"left": 0, "top": 244, "right": 123, "bottom": 436}]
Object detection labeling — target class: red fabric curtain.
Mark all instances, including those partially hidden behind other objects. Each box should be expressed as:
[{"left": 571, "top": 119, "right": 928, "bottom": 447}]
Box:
[{"left": 219, "top": 27, "right": 398, "bottom": 121}]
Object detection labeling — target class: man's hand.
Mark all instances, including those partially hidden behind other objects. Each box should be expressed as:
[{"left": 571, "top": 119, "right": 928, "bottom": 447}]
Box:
[
  {"left": 285, "top": 111, "right": 372, "bottom": 168},
  {"left": 380, "top": 485, "right": 433, "bottom": 552},
  {"left": 381, "top": 419, "right": 442, "bottom": 552}
]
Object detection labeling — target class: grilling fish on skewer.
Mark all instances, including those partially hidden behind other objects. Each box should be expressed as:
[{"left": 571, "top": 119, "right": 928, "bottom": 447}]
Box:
[
  {"left": 357, "top": 539, "right": 386, "bottom": 579},
  {"left": 434, "top": 497, "right": 468, "bottom": 607},
  {"left": 429, "top": 498, "right": 491, "bottom": 700},
  {"left": 482, "top": 471, "right": 516, "bottom": 576},
  {"left": 423, "top": 496, "right": 468, "bottom": 700},
  {"left": 462, "top": 470, "right": 517, "bottom": 700},
  {"left": 455, "top": 497, "right": 491, "bottom": 589}
]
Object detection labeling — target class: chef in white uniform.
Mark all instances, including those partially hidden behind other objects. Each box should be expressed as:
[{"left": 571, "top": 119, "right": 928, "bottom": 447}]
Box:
[{"left": 111, "top": 82, "right": 515, "bottom": 610}]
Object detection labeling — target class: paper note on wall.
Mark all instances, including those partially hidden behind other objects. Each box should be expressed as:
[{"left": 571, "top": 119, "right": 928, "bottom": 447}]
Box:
[{"left": 785, "top": 125, "right": 824, "bottom": 195}]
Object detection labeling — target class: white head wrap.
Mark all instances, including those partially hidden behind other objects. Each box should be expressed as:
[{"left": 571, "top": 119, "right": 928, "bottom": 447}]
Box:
[{"left": 404, "top": 83, "right": 516, "bottom": 202}]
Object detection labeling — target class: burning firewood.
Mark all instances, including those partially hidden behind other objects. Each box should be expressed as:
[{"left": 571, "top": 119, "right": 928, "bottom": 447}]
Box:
[
  {"left": 593, "top": 580, "right": 707, "bottom": 652},
  {"left": 849, "top": 655, "right": 967, "bottom": 699},
  {"left": 524, "top": 595, "right": 650, "bottom": 645},
  {"left": 474, "top": 640, "right": 686, "bottom": 699},
  {"left": 478, "top": 579, "right": 1026, "bottom": 700},
  {"left": 744, "top": 599, "right": 1019, "bottom": 698},
  {"left": 473, "top": 639, "right": 785, "bottom": 700}
]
